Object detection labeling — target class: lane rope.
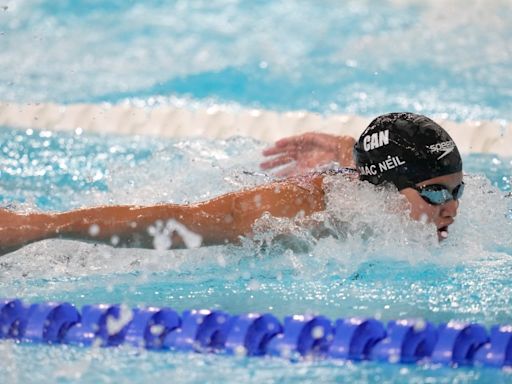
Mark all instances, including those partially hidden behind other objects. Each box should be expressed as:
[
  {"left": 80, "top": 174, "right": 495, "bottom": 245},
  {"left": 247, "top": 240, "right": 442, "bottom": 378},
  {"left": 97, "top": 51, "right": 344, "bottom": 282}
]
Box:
[
  {"left": 1, "top": 299, "right": 511, "bottom": 367},
  {"left": 0, "top": 102, "right": 510, "bottom": 155}
]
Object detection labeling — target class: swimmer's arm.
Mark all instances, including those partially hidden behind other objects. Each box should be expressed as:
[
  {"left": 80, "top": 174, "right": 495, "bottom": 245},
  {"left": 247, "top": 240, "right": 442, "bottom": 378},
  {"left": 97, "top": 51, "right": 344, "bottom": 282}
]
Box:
[
  {"left": 0, "top": 209, "right": 53, "bottom": 255},
  {"left": 0, "top": 177, "right": 325, "bottom": 253},
  {"left": 53, "top": 178, "right": 326, "bottom": 247}
]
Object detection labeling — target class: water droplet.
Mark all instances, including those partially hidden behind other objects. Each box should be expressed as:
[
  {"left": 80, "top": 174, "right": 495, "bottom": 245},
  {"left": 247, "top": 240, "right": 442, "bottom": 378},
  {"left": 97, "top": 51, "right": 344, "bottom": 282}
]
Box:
[
  {"left": 88, "top": 224, "right": 100, "bottom": 237},
  {"left": 311, "top": 325, "right": 325, "bottom": 339}
]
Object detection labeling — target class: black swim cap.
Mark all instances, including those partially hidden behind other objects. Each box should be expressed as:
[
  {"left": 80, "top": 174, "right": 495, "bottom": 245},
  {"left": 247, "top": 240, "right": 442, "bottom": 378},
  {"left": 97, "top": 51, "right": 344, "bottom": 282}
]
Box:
[{"left": 354, "top": 112, "right": 462, "bottom": 190}]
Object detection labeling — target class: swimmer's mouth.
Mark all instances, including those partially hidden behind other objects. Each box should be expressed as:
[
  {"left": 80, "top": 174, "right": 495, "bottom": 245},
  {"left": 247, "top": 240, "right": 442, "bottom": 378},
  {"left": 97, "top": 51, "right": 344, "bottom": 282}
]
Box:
[{"left": 437, "top": 226, "right": 449, "bottom": 240}]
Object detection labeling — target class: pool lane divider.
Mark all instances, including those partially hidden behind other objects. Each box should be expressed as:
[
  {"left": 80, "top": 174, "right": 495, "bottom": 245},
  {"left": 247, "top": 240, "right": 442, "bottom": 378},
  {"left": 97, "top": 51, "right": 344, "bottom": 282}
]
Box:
[
  {"left": 1, "top": 299, "right": 511, "bottom": 368},
  {"left": 1, "top": 101, "right": 511, "bottom": 156}
]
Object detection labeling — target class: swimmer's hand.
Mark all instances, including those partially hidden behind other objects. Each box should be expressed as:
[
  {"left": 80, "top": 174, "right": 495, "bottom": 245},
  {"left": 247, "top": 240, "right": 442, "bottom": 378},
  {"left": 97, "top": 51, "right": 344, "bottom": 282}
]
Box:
[{"left": 260, "top": 132, "right": 356, "bottom": 177}]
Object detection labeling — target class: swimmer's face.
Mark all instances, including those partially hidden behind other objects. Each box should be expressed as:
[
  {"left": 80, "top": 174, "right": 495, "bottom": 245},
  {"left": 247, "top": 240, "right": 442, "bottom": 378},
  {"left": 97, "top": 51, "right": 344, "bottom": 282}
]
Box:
[{"left": 399, "top": 172, "right": 463, "bottom": 241}]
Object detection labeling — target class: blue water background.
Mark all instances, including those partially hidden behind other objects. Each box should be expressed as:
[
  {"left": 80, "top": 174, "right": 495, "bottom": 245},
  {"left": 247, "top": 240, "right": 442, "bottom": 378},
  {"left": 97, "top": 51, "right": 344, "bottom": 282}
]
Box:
[
  {"left": 1, "top": 0, "right": 512, "bottom": 122},
  {"left": 1, "top": 1, "right": 512, "bottom": 383}
]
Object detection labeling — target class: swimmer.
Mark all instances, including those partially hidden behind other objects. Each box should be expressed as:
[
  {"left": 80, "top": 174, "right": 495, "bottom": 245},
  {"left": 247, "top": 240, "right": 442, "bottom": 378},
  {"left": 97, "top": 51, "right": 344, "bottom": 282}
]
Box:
[
  {"left": 0, "top": 112, "right": 463, "bottom": 255},
  {"left": 262, "top": 112, "right": 463, "bottom": 239}
]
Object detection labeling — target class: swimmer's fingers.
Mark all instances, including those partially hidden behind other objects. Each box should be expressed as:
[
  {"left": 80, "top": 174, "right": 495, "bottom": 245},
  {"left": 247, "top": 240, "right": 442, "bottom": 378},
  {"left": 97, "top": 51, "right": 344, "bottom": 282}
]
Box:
[
  {"left": 262, "top": 135, "right": 311, "bottom": 156},
  {"left": 262, "top": 141, "right": 305, "bottom": 157},
  {"left": 273, "top": 135, "right": 306, "bottom": 148},
  {"left": 262, "top": 145, "right": 291, "bottom": 157},
  {"left": 260, "top": 154, "right": 296, "bottom": 170},
  {"left": 266, "top": 133, "right": 340, "bottom": 154}
]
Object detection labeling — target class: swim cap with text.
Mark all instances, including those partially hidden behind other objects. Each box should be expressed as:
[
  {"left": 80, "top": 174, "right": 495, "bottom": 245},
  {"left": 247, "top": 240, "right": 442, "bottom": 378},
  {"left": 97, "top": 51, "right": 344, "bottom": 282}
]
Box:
[{"left": 354, "top": 112, "right": 463, "bottom": 190}]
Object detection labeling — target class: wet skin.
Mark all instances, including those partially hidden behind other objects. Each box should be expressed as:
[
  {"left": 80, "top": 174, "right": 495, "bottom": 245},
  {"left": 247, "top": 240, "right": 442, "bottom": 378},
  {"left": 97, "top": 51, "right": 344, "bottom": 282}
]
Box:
[
  {"left": 399, "top": 171, "right": 463, "bottom": 240},
  {"left": 0, "top": 172, "right": 463, "bottom": 254}
]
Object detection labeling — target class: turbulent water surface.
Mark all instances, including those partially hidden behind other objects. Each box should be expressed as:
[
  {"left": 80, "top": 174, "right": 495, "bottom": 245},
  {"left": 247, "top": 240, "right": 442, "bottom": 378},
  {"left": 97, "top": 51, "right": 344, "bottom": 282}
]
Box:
[
  {"left": 0, "top": 127, "right": 511, "bottom": 383},
  {"left": 1, "top": 0, "right": 512, "bottom": 383}
]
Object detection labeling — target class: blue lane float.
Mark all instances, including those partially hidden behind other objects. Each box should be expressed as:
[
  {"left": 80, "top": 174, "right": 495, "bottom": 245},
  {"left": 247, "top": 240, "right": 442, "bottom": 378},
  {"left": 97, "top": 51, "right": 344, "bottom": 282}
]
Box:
[
  {"left": 163, "top": 309, "right": 232, "bottom": 352},
  {"left": 371, "top": 319, "right": 437, "bottom": 363},
  {"left": 64, "top": 304, "right": 125, "bottom": 347},
  {"left": 225, "top": 313, "right": 282, "bottom": 356},
  {"left": 329, "top": 317, "right": 385, "bottom": 360},
  {"left": 266, "top": 315, "right": 332, "bottom": 358},
  {"left": 1, "top": 298, "right": 511, "bottom": 368},
  {"left": 22, "top": 301, "right": 80, "bottom": 344}
]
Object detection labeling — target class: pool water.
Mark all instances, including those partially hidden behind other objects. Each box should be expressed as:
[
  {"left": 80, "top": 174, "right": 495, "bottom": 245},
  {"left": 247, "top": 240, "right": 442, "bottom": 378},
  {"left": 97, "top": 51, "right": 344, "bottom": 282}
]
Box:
[
  {"left": 1, "top": 0, "right": 512, "bottom": 122},
  {"left": 0, "top": 127, "right": 511, "bottom": 383},
  {"left": 1, "top": 0, "right": 512, "bottom": 383}
]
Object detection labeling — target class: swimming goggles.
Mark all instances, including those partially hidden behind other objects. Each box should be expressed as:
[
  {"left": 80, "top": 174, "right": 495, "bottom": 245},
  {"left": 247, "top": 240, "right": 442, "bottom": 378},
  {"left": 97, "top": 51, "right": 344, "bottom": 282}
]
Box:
[{"left": 413, "top": 182, "right": 464, "bottom": 206}]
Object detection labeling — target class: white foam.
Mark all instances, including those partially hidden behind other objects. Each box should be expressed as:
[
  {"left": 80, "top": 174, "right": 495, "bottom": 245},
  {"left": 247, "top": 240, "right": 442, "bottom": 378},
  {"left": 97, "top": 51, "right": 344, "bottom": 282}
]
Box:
[
  {"left": 0, "top": 101, "right": 510, "bottom": 155},
  {"left": 239, "top": 173, "right": 512, "bottom": 278},
  {"left": 0, "top": 163, "right": 509, "bottom": 285}
]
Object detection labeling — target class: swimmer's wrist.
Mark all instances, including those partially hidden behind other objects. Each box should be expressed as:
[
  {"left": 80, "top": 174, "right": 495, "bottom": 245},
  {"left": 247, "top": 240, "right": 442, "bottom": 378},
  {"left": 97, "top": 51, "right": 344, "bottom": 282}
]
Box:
[{"left": 337, "top": 136, "right": 356, "bottom": 167}]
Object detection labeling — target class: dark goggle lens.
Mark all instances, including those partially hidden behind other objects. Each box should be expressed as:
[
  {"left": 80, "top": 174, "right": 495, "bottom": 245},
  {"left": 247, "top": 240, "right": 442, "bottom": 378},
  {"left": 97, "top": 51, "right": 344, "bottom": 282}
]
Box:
[{"left": 418, "top": 182, "right": 464, "bottom": 205}]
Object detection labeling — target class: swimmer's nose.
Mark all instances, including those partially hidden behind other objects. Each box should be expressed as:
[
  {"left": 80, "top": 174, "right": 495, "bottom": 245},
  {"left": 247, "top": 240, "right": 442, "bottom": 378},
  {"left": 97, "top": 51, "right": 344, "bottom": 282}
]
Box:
[{"left": 441, "top": 199, "right": 459, "bottom": 219}]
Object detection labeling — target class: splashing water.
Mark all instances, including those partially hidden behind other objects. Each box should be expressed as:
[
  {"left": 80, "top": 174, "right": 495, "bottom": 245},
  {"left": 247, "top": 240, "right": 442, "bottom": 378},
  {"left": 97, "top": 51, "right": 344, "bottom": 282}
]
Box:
[
  {"left": 1, "top": 1, "right": 512, "bottom": 381},
  {"left": 0, "top": 130, "right": 510, "bottom": 382}
]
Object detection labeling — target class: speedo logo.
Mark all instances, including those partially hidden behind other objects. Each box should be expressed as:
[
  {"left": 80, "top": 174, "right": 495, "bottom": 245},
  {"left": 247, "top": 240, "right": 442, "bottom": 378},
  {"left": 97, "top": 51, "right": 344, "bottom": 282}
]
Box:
[
  {"left": 427, "top": 140, "right": 456, "bottom": 160},
  {"left": 363, "top": 130, "right": 389, "bottom": 151}
]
